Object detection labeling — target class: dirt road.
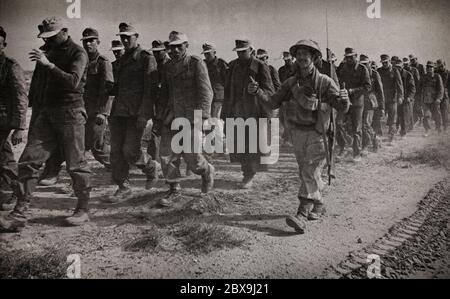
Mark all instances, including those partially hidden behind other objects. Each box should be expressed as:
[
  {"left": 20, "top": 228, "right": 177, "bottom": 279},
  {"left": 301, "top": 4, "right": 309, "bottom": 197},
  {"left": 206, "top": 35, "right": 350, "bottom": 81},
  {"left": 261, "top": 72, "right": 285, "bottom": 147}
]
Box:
[{"left": 0, "top": 126, "right": 449, "bottom": 279}]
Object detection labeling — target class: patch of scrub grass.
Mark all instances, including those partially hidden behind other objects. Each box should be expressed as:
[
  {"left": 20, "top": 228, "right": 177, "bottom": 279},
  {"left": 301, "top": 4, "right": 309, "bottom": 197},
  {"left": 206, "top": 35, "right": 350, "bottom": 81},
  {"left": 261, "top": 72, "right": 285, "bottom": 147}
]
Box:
[
  {"left": 0, "top": 247, "right": 69, "bottom": 279},
  {"left": 173, "top": 220, "right": 246, "bottom": 255},
  {"left": 123, "top": 229, "right": 163, "bottom": 253}
]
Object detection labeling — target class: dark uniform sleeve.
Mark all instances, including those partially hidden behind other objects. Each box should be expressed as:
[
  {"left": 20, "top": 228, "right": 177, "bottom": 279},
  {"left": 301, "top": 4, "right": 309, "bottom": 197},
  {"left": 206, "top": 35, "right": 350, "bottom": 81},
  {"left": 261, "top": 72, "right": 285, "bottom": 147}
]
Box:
[
  {"left": 352, "top": 65, "right": 372, "bottom": 95},
  {"left": 270, "top": 66, "right": 282, "bottom": 91},
  {"left": 194, "top": 58, "right": 214, "bottom": 119},
  {"left": 394, "top": 68, "right": 404, "bottom": 103},
  {"left": 405, "top": 72, "right": 416, "bottom": 101},
  {"left": 48, "top": 50, "right": 88, "bottom": 90},
  {"left": 97, "top": 57, "right": 115, "bottom": 115},
  {"left": 8, "top": 60, "right": 28, "bottom": 130},
  {"left": 374, "top": 71, "right": 385, "bottom": 111},
  {"left": 255, "top": 78, "right": 292, "bottom": 111},
  {"left": 435, "top": 75, "right": 444, "bottom": 103},
  {"left": 258, "top": 63, "right": 275, "bottom": 97},
  {"left": 138, "top": 52, "right": 159, "bottom": 120}
]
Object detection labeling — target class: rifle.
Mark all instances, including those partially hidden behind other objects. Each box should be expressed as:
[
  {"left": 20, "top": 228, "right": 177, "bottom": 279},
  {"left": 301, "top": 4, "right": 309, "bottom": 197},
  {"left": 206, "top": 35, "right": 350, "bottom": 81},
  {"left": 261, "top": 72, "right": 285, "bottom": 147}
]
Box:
[{"left": 324, "top": 7, "right": 336, "bottom": 186}]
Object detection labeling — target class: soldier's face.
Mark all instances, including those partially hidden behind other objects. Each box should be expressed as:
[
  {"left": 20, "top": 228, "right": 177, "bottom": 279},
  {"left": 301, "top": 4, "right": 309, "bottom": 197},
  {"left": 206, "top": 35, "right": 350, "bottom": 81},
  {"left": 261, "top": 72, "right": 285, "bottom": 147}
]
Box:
[
  {"left": 237, "top": 49, "right": 252, "bottom": 61},
  {"left": 295, "top": 49, "right": 313, "bottom": 69},
  {"left": 411, "top": 58, "right": 417, "bottom": 65},
  {"left": 170, "top": 43, "right": 188, "bottom": 60},
  {"left": 154, "top": 50, "right": 166, "bottom": 61},
  {"left": 83, "top": 38, "right": 99, "bottom": 54},
  {"left": 382, "top": 61, "right": 390, "bottom": 69},
  {"left": 436, "top": 62, "right": 443, "bottom": 70},
  {"left": 113, "top": 49, "right": 124, "bottom": 59},
  {"left": 204, "top": 52, "right": 215, "bottom": 62},
  {"left": 427, "top": 67, "right": 434, "bottom": 75},
  {"left": 345, "top": 55, "right": 357, "bottom": 65},
  {"left": 120, "top": 34, "right": 138, "bottom": 51}
]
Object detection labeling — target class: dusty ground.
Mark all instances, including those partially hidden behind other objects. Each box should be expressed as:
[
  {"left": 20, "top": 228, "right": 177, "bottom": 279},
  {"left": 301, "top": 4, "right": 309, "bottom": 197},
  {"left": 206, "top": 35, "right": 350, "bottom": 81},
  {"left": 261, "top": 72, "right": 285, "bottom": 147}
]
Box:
[{"left": 0, "top": 119, "right": 449, "bottom": 279}]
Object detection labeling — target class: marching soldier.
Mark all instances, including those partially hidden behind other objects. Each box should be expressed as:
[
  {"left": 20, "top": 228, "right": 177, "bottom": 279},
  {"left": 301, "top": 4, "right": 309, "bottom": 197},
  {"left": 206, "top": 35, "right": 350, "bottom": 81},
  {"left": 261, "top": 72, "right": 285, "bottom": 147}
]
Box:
[
  {"left": 378, "top": 54, "right": 404, "bottom": 143},
  {"left": 360, "top": 54, "right": 384, "bottom": 153},
  {"left": 436, "top": 59, "right": 449, "bottom": 132},
  {"left": 157, "top": 32, "right": 215, "bottom": 207},
  {"left": 144, "top": 40, "right": 173, "bottom": 190},
  {"left": 247, "top": 39, "right": 350, "bottom": 234},
  {"left": 0, "top": 17, "right": 92, "bottom": 230},
  {"left": 337, "top": 48, "right": 372, "bottom": 161},
  {"left": 409, "top": 54, "right": 426, "bottom": 78},
  {"left": 278, "top": 51, "right": 296, "bottom": 84},
  {"left": 0, "top": 26, "right": 28, "bottom": 212},
  {"left": 257, "top": 49, "right": 281, "bottom": 91},
  {"left": 110, "top": 40, "right": 125, "bottom": 81},
  {"left": 403, "top": 57, "right": 421, "bottom": 131},
  {"left": 393, "top": 56, "right": 416, "bottom": 139},
  {"left": 420, "top": 61, "right": 444, "bottom": 136},
  {"left": 223, "top": 39, "right": 274, "bottom": 189},
  {"left": 107, "top": 22, "right": 159, "bottom": 202}
]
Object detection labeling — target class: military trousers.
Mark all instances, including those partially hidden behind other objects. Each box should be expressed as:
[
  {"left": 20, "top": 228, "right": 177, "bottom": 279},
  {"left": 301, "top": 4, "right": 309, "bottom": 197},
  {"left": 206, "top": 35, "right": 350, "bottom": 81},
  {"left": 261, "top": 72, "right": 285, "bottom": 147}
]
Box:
[
  {"left": 397, "top": 101, "right": 411, "bottom": 137},
  {"left": 338, "top": 106, "right": 363, "bottom": 157},
  {"left": 440, "top": 99, "right": 449, "bottom": 130},
  {"left": 40, "top": 115, "right": 111, "bottom": 178},
  {"left": 109, "top": 116, "right": 152, "bottom": 186},
  {"left": 423, "top": 103, "right": 442, "bottom": 131},
  {"left": 413, "top": 96, "right": 424, "bottom": 125},
  {"left": 161, "top": 126, "right": 210, "bottom": 183},
  {"left": 372, "top": 108, "right": 383, "bottom": 136},
  {"left": 362, "top": 109, "right": 375, "bottom": 149},
  {"left": 16, "top": 107, "right": 92, "bottom": 202},
  {"left": 291, "top": 127, "right": 326, "bottom": 204},
  {"left": 336, "top": 111, "right": 353, "bottom": 150},
  {"left": 386, "top": 102, "right": 398, "bottom": 137},
  {"left": 0, "top": 129, "right": 18, "bottom": 188}
]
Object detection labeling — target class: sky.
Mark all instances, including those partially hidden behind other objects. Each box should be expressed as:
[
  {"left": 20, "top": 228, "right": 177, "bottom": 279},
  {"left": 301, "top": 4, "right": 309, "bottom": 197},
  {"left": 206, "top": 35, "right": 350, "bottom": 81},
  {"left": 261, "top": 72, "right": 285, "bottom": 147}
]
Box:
[{"left": 1, "top": 0, "right": 449, "bottom": 71}]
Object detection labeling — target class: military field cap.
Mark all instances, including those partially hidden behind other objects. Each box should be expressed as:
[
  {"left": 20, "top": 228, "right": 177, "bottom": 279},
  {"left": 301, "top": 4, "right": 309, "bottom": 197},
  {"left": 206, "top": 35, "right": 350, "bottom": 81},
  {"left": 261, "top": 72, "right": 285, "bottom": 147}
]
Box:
[
  {"left": 403, "top": 57, "right": 410, "bottom": 64},
  {"left": 359, "top": 54, "right": 370, "bottom": 64},
  {"left": 409, "top": 54, "right": 417, "bottom": 60},
  {"left": 290, "top": 39, "right": 322, "bottom": 57},
  {"left": 233, "top": 39, "right": 252, "bottom": 52},
  {"left": 201, "top": 43, "right": 216, "bottom": 54},
  {"left": 256, "top": 49, "right": 269, "bottom": 59},
  {"left": 110, "top": 40, "right": 124, "bottom": 51},
  {"left": 0, "top": 26, "right": 6, "bottom": 40},
  {"left": 168, "top": 31, "right": 188, "bottom": 46},
  {"left": 344, "top": 47, "right": 357, "bottom": 57},
  {"left": 117, "top": 22, "right": 138, "bottom": 36},
  {"left": 426, "top": 61, "right": 436, "bottom": 68},
  {"left": 380, "top": 54, "right": 390, "bottom": 63},
  {"left": 150, "top": 40, "right": 166, "bottom": 51},
  {"left": 81, "top": 27, "right": 99, "bottom": 41},
  {"left": 436, "top": 59, "right": 444, "bottom": 65},
  {"left": 38, "top": 16, "right": 66, "bottom": 39}
]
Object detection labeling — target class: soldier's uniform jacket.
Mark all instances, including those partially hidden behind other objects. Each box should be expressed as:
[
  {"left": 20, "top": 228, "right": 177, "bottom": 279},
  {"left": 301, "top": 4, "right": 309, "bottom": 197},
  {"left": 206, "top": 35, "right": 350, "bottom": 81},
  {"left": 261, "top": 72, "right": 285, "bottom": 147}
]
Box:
[
  {"left": 268, "top": 64, "right": 281, "bottom": 91},
  {"left": 255, "top": 66, "right": 348, "bottom": 134},
  {"left": 112, "top": 60, "right": 120, "bottom": 84},
  {"left": 205, "top": 57, "right": 229, "bottom": 103},
  {"left": 378, "top": 66, "right": 404, "bottom": 104},
  {"left": 365, "top": 67, "right": 385, "bottom": 110},
  {"left": 411, "top": 62, "right": 426, "bottom": 78},
  {"left": 404, "top": 66, "right": 421, "bottom": 97},
  {"left": 160, "top": 54, "right": 213, "bottom": 123},
  {"left": 111, "top": 45, "right": 158, "bottom": 120},
  {"left": 421, "top": 73, "right": 444, "bottom": 104},
  {"left": 28, "top": 44, "right": 50, "bottom": 112},
  {"left": 436, "top": 68, "right": 449, "bottom": 100},
  {"left": 223, "top": 57, "right": 274, "bottom": 119},
  {"left": 84, "top": 51, "right": 114, "bottom": 117},
  {"left": 154, "top": 55, "right": 171, "bottom": 122},
  {"left": 398, "top": 68, "right": 416, "bottom": 101},
  {"left": 279, "top": 63, "right": 296, "bottom": 84},
  {"left": 338, "top": 62, "right": 372, "bottom": 107},
  {"left": 43, "top": 37, "right": 88, "bottom": 109},
  {"left": 0, "top": 53, "right": 28, "bottom": 130}
]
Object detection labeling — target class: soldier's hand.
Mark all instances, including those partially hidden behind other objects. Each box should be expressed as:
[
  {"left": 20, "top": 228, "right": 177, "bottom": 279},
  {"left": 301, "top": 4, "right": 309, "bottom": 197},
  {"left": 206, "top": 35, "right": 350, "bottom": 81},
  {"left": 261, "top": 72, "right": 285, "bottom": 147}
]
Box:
[
  {"left": 136, "top": 117, "right": 148, "bottom": 131},
  {"left": 95, "top": 114, "right": 107, "bottom": 126},
  {"left": 248, "top": 76, "right": 259, "bottom": 95},
  {"left": 339, "top": 89, "right": 349, "bottom": 101},
  {"left": 11, "top": 130, "right": 24, "bottom": 146},
  {"left": 29, "top": 49, "right": 52, "bottom": 68}
]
